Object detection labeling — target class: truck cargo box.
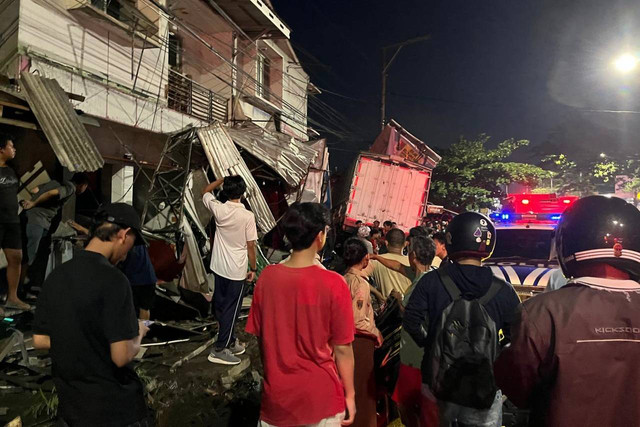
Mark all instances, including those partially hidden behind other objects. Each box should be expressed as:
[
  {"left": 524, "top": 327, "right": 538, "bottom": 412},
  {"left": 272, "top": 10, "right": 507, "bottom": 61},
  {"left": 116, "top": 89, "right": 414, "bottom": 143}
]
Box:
[{"left": 338, "top": 153, "right": 432, "bottom": 232}]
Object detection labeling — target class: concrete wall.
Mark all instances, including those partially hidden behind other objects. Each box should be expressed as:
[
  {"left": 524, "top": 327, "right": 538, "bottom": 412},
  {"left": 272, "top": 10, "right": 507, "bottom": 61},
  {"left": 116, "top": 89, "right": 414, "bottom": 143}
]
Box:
[
  {"left": 281, "top": 61, "right": 309, "bottom": 141},
  {"left": 30, "top": 57, "right": 204, "bottom": 133},
  {"left": 5, "top": 0, "right": 204, "bottom": 133},
  {"left": 18, "top": 0, "right": 168, "bottom": 98},
  {"left": 264, "top": 40, "right": 309, "bottom": 141},
  {"left": 178, "top": 28, "right": 233, "bottom": 100}
]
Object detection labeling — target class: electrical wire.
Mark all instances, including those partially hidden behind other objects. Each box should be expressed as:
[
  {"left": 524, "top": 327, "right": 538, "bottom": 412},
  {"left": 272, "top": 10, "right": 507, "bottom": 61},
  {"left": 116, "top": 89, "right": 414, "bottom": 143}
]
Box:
[{"left": 42, "top": 0, "right": 366, "bottom": 142}]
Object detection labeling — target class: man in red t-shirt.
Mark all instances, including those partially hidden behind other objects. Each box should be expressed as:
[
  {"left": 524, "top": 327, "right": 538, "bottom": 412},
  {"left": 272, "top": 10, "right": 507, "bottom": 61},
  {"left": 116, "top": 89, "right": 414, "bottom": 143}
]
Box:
[{"left": 247, "top": 202, "right": 356, "bottom": 426}]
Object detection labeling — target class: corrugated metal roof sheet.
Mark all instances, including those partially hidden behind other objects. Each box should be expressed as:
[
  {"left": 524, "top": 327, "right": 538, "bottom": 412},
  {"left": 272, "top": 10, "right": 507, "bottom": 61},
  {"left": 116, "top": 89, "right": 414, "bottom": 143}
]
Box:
[
  {"left": 20, "top": 73, "right": 104, "bottom": 172},
  {"left": 197, "top": 123, "right": 277, "bottom": 234},
  {"left": 226, "top": 124, "right": 317, "bottom": 188}
]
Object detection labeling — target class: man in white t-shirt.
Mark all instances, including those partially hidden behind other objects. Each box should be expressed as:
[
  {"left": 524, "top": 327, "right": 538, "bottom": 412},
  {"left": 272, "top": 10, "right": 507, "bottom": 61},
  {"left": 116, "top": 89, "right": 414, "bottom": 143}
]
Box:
[{"left": 202, "top": 175, "right": 258, "bottom": 366}]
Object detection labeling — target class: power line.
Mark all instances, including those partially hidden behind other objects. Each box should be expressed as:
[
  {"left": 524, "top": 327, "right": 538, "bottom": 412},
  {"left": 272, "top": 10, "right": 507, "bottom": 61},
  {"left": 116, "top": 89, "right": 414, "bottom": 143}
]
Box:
[{"left": 54, "top": 0, "right": 364, "bottom": 142}]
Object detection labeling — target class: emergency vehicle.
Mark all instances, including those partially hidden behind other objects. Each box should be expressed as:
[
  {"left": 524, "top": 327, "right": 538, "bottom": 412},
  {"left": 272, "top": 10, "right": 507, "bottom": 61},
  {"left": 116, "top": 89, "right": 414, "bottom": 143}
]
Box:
[{"left": 486, "top": 193, "right": 578, "bottom": 299}]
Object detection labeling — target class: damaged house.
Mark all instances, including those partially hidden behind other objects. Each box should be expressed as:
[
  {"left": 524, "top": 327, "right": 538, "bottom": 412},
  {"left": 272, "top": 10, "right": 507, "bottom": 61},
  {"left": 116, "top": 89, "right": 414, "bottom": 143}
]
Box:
[{"left": 0, "top": 0, "right": 328, "bottom": 313}]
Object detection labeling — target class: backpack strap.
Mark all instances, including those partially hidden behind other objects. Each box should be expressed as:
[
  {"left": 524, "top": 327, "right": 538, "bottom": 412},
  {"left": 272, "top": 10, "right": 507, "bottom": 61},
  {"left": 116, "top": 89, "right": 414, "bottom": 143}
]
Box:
[
  {"left": 479, "top": 276, "right": 505, "bottom": 306},
  {"left": 437, "top": 264, "right": 462, "bottom": 301}
]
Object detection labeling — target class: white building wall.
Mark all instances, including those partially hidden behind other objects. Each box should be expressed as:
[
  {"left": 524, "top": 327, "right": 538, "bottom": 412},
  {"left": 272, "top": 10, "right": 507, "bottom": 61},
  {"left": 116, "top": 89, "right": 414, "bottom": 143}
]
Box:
[
  {"left": 30, "top": 58, "right": 204, "bottom": 133},
  {"left": 264, "top": 40, "right": 308, "bottom": 141},
  {"left": 18, "top": 0, "right": 166, "bottom": 98},
  {"left": 281, "top": 63, "right": 309, "bottom": 141},
  {"left": 2, "top": 0, "right": 203, "bottom": 133},
  {"left": 111, "top": 164, "right": 134, "bottom": 205}
]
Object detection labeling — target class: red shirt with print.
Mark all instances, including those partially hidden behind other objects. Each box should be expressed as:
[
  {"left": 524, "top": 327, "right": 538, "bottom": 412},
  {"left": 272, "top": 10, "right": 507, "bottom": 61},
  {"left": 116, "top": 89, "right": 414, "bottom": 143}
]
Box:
[{"left": 246, "top": 264, "right": 355, "bottom": 426}]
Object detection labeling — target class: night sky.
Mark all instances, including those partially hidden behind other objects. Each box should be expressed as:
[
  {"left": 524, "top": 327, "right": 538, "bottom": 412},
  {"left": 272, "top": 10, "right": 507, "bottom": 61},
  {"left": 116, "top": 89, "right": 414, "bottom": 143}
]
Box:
[{"left": 275, "top": 0, "right": 640, "bottom": 170}]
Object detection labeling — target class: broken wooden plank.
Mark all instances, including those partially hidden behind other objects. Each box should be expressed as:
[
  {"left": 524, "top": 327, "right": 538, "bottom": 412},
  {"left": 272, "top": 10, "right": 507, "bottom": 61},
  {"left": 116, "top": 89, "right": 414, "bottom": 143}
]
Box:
[{"left": 169, "top": 337, "right": 215, "bottom": 372}]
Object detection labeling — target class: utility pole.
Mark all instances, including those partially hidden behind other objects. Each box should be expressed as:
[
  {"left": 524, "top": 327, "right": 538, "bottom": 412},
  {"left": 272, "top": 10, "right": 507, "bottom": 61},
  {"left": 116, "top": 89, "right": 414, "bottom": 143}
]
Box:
[{"left": 380, "top": 34, "right": 430, "bottom": 131}]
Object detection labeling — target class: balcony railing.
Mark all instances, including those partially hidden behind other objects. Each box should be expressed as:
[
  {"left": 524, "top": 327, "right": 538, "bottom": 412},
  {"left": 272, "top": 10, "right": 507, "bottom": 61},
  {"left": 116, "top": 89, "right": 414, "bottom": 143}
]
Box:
[{"left": 168, "top": 69, "right": 228, "bottom": 123}]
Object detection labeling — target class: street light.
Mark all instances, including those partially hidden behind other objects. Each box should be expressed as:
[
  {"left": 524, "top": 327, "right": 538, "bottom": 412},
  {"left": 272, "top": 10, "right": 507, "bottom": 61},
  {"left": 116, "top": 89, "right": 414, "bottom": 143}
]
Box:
[{"left": 613, "top": 53, "right": 639, "bottom": 73}]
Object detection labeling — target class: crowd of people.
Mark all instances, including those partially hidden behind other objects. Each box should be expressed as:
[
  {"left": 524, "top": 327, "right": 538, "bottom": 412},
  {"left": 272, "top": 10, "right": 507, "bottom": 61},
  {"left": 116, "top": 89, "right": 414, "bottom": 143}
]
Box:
[
  {"left": 1, "top": 129, "right": 636, "bottom": 427},
  {"left": 246, "top": 196, "right": 640, "bottom": 427}
]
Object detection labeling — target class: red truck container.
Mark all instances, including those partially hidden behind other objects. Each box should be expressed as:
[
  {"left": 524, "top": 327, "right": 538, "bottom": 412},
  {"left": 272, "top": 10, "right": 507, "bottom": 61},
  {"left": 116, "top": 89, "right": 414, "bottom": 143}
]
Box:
[{"left": 336, "top": 153, "right": 433, "bottom": 232}]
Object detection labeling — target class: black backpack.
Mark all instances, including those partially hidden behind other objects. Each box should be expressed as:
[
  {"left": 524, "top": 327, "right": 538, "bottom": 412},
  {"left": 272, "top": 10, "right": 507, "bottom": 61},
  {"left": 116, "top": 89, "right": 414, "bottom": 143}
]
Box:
[{"left": 426, "top": 265, "right": 505, "bottom": 409}]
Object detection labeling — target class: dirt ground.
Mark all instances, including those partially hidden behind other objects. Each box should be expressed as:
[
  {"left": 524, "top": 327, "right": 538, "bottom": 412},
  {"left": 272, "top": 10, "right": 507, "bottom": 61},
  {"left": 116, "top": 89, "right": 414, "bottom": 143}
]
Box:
[
  {"left": 140, "top": 323, "right": 263, "bottom": 427},
  {"left": 1, "top": 318, "right": 264, "bottom": 427}
]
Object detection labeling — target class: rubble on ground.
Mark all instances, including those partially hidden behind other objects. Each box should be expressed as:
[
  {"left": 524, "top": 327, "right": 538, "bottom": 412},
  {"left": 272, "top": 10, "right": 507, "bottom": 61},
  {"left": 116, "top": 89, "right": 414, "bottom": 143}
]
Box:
[{"left": 1, "top": 310, "right": 263, "bottom": 427}]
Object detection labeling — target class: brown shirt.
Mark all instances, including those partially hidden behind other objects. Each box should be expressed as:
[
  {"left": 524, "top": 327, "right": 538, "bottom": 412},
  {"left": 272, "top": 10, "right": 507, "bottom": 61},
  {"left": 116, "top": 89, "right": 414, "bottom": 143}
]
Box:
[
  {"left": 344, "top": 264, "right": 381, "bottom": 340},
  {"left": 495, "top": 277, "right": 640, "bottom": 427}
]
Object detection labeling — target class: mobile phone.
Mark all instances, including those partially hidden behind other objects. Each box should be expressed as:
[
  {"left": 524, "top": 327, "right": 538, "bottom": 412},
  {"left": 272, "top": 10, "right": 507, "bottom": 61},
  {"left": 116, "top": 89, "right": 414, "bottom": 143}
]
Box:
[{"left": 142, "top": 320, "right": 155, "bottom": 327}]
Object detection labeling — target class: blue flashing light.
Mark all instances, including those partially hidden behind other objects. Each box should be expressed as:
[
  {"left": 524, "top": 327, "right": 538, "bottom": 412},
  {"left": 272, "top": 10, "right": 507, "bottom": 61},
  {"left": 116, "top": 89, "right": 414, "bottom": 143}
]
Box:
[
  {"left": 550, "top": 214, "right": 562, "bottom": 221},
  {"left": 491, "top": 212, "right": 514, "bottom": 222}
]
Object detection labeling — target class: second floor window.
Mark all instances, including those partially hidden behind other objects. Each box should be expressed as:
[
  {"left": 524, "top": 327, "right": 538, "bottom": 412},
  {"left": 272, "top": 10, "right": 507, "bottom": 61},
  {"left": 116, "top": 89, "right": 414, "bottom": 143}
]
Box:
[
  {"left": 256, "top": 54, "right": 271, "bottom": 100},
  {"left": 169, "top": 33, "right": 182, "bottom": 69},
  {"left": 91, "top": 0, "right": 121, "bottom": 20}
]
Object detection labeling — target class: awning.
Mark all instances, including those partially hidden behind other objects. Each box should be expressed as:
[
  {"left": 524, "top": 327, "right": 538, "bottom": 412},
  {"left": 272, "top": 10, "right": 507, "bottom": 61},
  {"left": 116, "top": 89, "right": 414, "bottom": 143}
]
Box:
[
  {"left": 20, "top": 73, "right": 104, "bottom": 172},
  {"left": 214, "top": 0, "right": 290, "bottom": 39},
  {"left": 197, "top": 123, "right": 276, "bottom": 234},
  {"left": 227, "top": 123, "right": 317, "bottom": 188}
]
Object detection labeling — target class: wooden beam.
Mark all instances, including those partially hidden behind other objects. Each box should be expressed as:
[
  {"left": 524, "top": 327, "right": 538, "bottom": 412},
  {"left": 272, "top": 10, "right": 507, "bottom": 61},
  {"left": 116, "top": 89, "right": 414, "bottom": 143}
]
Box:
[
  {"left": 0, "top": 100, "right": 30, "bottom": 111},
  {"left": 0, "top": 91, "right": 30, "bottom": 111},
  {"left": 0, "top": 117, "right": 39, "bottom": 130}
]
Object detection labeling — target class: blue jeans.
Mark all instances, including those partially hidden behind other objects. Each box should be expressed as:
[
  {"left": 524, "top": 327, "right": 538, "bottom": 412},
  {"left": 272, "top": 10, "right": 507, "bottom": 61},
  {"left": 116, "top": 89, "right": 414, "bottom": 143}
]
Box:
[
  {"left": 25, "top": 223, "right": 47, "bottom": 266},
  {"left": 437, "top": 389, "right": 503, "bottom": 427}
]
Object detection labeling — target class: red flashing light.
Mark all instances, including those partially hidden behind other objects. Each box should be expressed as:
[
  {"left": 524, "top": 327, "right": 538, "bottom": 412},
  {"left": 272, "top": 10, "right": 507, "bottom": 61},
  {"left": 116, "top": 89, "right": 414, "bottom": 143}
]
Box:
[{"left": 505, "top": 193, "right": 578, "bottom": 216}]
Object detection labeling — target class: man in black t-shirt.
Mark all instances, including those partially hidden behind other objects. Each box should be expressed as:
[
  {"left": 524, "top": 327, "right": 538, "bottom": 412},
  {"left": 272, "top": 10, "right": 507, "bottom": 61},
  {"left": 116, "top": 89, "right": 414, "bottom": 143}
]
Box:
[
  {"left": 33, "top": 203, "right": 152, "bottom": 426},
  {"left": 0, "top": 134, "right": 29, "bottom": 311}
]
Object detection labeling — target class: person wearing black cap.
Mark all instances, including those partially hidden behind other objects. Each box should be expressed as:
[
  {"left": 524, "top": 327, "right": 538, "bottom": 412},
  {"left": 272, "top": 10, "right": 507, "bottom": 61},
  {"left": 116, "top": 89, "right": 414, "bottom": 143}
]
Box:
[{"left": 32, "top": 203, "right": 152, "bottom": 427}]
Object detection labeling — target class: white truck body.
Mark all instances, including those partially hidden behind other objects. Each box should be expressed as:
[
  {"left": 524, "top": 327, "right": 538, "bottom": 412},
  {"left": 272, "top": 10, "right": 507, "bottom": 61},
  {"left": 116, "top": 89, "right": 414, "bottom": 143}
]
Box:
[{"left": 342, "top": 153, "right": 432, "bottom": 232}]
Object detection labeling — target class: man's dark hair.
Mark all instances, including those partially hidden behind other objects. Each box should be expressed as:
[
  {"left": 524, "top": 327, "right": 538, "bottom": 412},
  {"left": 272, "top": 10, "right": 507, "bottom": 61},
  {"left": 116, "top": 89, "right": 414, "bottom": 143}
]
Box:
[
  {"left": 90, "top": 222, "right": 125, "bottom": 242},
  {"left": 223, "top": 175, "right": 247, "bottom": 200},
  {"left": 409, "top": 236, "right": 436, "bottom": 266},
  {"left": 370, "top": 228, "right": 381, "bottom": 237},
  {"left": 432, "top": 231, "right": 446, "bottom": 245},
  {"left": 386, "top": 228, "right": 405, "bottom": 248},
  {"left": 71, "top": 173, "right": 90, "bottom": 186},
  {"left": 343, "top": 237, "right": 369, "bottom": 268},
  {"left": 355, "top": 220, "right": 363, "bottom": 225},
  {"left": 0, "top": 133, "right": 14, "bottom": 150},
  {"left": 282, "top": 202, "right": 331, "bottom": 251},
  {"left": 383, "top": 220, "right": 393, "bottom": 228},
  {"left": 409, "top": 226, "right": 429, "bottom": 240}
]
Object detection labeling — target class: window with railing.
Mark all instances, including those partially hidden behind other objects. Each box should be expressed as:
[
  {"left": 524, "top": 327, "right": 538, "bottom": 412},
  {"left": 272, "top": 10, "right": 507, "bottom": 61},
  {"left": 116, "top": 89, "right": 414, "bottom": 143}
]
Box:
[{"left": 167, "top": 69, "right": 228, "bottom": 123}]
